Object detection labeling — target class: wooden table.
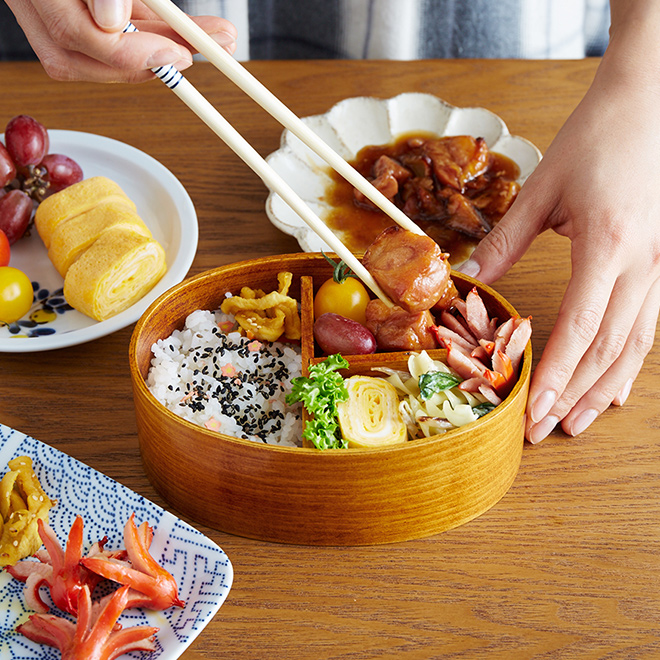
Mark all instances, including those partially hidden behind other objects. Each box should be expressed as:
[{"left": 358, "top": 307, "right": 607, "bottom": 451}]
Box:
[{"left": 2, "top": 59, "right": 659, "bottom": 659}]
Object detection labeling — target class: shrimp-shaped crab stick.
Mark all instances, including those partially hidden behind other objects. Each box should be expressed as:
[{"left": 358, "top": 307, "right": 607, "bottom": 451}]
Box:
[
  {"left": 17, "top": 584, "right": 158, "bottom": 660},
  {"left": 81, "top": 514, "right": 184, "bottom": 611}
]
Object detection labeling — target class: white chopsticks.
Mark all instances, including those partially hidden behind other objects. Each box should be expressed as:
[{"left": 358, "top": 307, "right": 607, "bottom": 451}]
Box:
[
  {"left": 124, "top": 17, "right": 398, "bottom": 306},
  {"left": 142, "top": 0, "right": 423, "bottom": 237}
]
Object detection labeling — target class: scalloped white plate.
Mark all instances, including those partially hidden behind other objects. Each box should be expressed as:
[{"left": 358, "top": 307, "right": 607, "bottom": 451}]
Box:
[
  {"left": 0, "top": 130, "right": 198, "bottom": 353},
  {"left": 0, "top": 423, "right": 232, "bottom": 659},
  {"left": 265, "top": 92, "right": 541, "bottom": 254}
]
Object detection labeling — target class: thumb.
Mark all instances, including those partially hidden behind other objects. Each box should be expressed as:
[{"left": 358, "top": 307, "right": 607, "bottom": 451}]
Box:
[
  {"left": 87, "top": 0, "right": 132, "bottom": 31},
  {"left": 455, "top": 174, "right": 552, "bottom": 285}
]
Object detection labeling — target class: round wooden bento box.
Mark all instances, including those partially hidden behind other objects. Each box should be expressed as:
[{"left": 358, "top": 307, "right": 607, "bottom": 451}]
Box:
[{"left": 129, "top": 252, "right": 531, "bottom": 546}]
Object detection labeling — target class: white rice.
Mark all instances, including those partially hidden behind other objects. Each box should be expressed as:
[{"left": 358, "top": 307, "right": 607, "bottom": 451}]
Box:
[{"left": 146, "top": 308, "right": 303, "bottom": 446}]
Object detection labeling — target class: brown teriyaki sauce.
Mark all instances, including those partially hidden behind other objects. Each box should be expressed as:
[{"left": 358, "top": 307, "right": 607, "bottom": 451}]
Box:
[{"left": 323, "top": 131, "right": 520, "bottom": 265}]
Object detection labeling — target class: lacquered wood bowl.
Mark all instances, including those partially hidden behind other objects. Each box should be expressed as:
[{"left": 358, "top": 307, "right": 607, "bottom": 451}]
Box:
[{"left": 129, "top": 253, "right": 531, "bottom": 545}]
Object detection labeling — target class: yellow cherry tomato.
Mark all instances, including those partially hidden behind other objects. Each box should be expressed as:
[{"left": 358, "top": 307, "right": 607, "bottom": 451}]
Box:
[
  {"left": 314, "top": 275, "right": 371, "bottom": 326},
  {"left": 0, "top": 266, "right": 33, "bottom": 324}
]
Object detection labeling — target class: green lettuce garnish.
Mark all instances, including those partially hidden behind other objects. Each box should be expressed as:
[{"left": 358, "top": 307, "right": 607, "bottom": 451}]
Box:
[{"left": 286, "top": 354, "right": 349, "bottom": 450}]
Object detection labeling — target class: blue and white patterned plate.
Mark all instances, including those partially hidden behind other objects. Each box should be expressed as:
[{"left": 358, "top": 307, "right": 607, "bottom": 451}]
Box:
[{"left": 0, "top": 423, "right": 233, "bottom": 659}]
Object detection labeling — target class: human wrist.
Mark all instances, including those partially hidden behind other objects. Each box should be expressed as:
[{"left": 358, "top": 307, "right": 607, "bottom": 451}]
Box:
[{"left": 603, "top": 3, "right": 660, "bottom": 85}]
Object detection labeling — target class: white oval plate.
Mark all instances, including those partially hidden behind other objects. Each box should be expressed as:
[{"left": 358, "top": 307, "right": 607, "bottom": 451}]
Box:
[
  {"left": 0, "top": 130, "right": 198, "bottom": 353},
  {"left": 265, "top": 92, "right": 542, "bottom": 254},
  {"left": 0, "top": 423, "right": 232, "bottom": 660}
]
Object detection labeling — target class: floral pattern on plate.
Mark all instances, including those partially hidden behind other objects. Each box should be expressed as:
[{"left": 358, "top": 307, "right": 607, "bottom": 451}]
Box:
[
  {"left": 1, "top": 281, "right": 73, "bottom": 338},
  {"left": 0, "top": 423, "right": 233, "bottom": 660}
]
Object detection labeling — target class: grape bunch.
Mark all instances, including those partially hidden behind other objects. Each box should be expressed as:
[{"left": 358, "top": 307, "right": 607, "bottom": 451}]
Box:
[{"left": 0, "top": 114, "right": 83, "bottom": 246}]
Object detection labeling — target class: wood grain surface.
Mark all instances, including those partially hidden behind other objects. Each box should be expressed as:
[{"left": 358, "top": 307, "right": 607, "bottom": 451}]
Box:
[{"left": 1, "top": 59, "right": 660, "bottom": 659}]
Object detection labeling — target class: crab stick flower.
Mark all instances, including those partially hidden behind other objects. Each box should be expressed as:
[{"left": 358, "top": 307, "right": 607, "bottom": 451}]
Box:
[
  {"left": 81, "top": 514, "right": 184, "bottom": 611},
  {"left": 7, "top": 516, "right": 122, "bottom": 616},
  {"left": 221, "top": 363, "right": 237, "bottom": 377},
  {"left": 17, "top": 584, "right": 158, "bottom": 660},
  {"left": 204, "top": 418, "right": 222, "bottom": 432}
]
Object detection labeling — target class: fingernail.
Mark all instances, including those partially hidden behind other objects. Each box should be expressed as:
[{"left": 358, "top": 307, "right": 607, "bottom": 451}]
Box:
[
  {"left": 528, "top": 415, "right": 559, "bottom": 445},
  {"left": 530, "top": 390, "right": 556, "bottom": 424},
  {"left": 91, "top": 0, "right": 126, "bottom": 29},
  {"left": 456, "top": 259, "right": 480, "bottom": 278},
  {"left": 569, "top": 408, "right": 598, "bottom": 437},
  {"left": 612, "top": 378, "right": 633, "bottom": 406},
  {"left": 146, "top": 49, "right": 192, "bottom": 69},
  {"left": 211, "top": 30, "right": 237, "bottom": 48},
  {"left": 172, "top": 58, "right": 193, "bottom": 71}
]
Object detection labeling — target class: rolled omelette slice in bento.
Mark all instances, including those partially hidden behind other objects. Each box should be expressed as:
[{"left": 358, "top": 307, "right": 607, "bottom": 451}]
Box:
[
  {"left": 34, "top": 176, "right": 136, "bottom": 248},
  {"left": 337, "top": 375, "right": 408, "bottom": 448},
  {"left": 63, "top": 224, "right": 167, "bottom": 321},
  {"left": 47, "top": 201, "right": 152, "bottom": 277}
]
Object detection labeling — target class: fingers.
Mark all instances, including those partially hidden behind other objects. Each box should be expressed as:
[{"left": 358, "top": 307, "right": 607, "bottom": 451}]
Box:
[
  {"left": 132, "top": 16, "right": 238, "bottom": 54},
  {"left": 526, "top": 272, "right": 660, "bottom": 444},
  {"left": 6, "top": 0, "right": 237, "bottom": 83},
  {"left": 7, "top": 0, "right": 188, "bottom": 82},
  {"left": 562, "top": 274, "right": 659, "bottom": 432},
  {"left": 35, "top": 0, "right": 191, "bottom": 66},
  {"left": 528, "top": 244, "right": 619, "bottom": 418},
  {"left": 455, "top": 167, "right": 555, "bottom": 284},
  {"left": 87, "top": 0, "right": 131, "bottom": 31},
  {"left": 523, "top": 256, "right": 614, "bottom": 444}
]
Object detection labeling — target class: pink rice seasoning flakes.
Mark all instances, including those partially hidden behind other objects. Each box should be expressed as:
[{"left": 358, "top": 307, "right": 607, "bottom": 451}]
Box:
[{"left": 146, "top": 309, "right": 303, "bottom": 446}]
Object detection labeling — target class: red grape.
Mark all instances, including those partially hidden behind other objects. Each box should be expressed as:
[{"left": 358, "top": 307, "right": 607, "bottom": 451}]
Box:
[
  {"left": 5, "top": 115, "right": 49, "bottom": 169},
  {"left": 314, "top": 313, "right": 376, "bottom": 355},
  {"left": 0, "top": 190, "right": 33, "bottom": 244},
  {"left": 0, "top": 142, "right": 16, "bottom": 188},
  {"left": 40, "top": 153, "right": 83, "bottom": 193}
]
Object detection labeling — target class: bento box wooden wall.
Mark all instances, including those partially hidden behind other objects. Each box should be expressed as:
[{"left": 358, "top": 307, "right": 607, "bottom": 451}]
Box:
[{"left": 129, "top": 253, "right": 531, "bottom": 545}]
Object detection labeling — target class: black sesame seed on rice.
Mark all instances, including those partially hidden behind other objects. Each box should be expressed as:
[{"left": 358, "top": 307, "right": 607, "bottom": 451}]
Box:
[{"left": 147, "top": 309, "right": 303, "bottom": 446}]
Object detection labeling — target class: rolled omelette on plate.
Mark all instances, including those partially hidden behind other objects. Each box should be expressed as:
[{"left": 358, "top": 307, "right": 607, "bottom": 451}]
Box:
[
  {"left": 35, "top": 176, "right": 137, "bottom": 248},
  {"left": 64, "top": 225, "right": 166, "bottom": 321},
  {"left": 46, "top": 201, "right": 152, "bottom": 277},
  {"left": 34, "top": 176, "right": 167, "bottom": 322}
]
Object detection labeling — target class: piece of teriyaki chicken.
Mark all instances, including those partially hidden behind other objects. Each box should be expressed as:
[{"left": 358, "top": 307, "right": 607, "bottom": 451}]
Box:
[{"left": 362, "top": 225, "right": 459, "bottom": 351}]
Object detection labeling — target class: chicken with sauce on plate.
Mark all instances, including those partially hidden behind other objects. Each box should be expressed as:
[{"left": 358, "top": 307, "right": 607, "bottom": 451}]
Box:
[{"left": 326, "top": 134, "right": 520, "bottom": 260}]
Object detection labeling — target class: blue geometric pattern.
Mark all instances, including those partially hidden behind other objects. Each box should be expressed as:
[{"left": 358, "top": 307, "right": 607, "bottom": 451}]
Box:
[{"left": 0, "top": 424, "right": 233, "bottom": 659}]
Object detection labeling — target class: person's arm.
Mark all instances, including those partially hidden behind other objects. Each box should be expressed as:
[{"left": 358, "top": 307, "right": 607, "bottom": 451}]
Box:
[
  {"left": 4, "top": 0, "right": 237, "bottom": 83},
  {"left": 458, "top": 0, "right": 660, "bottom": 443}
]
